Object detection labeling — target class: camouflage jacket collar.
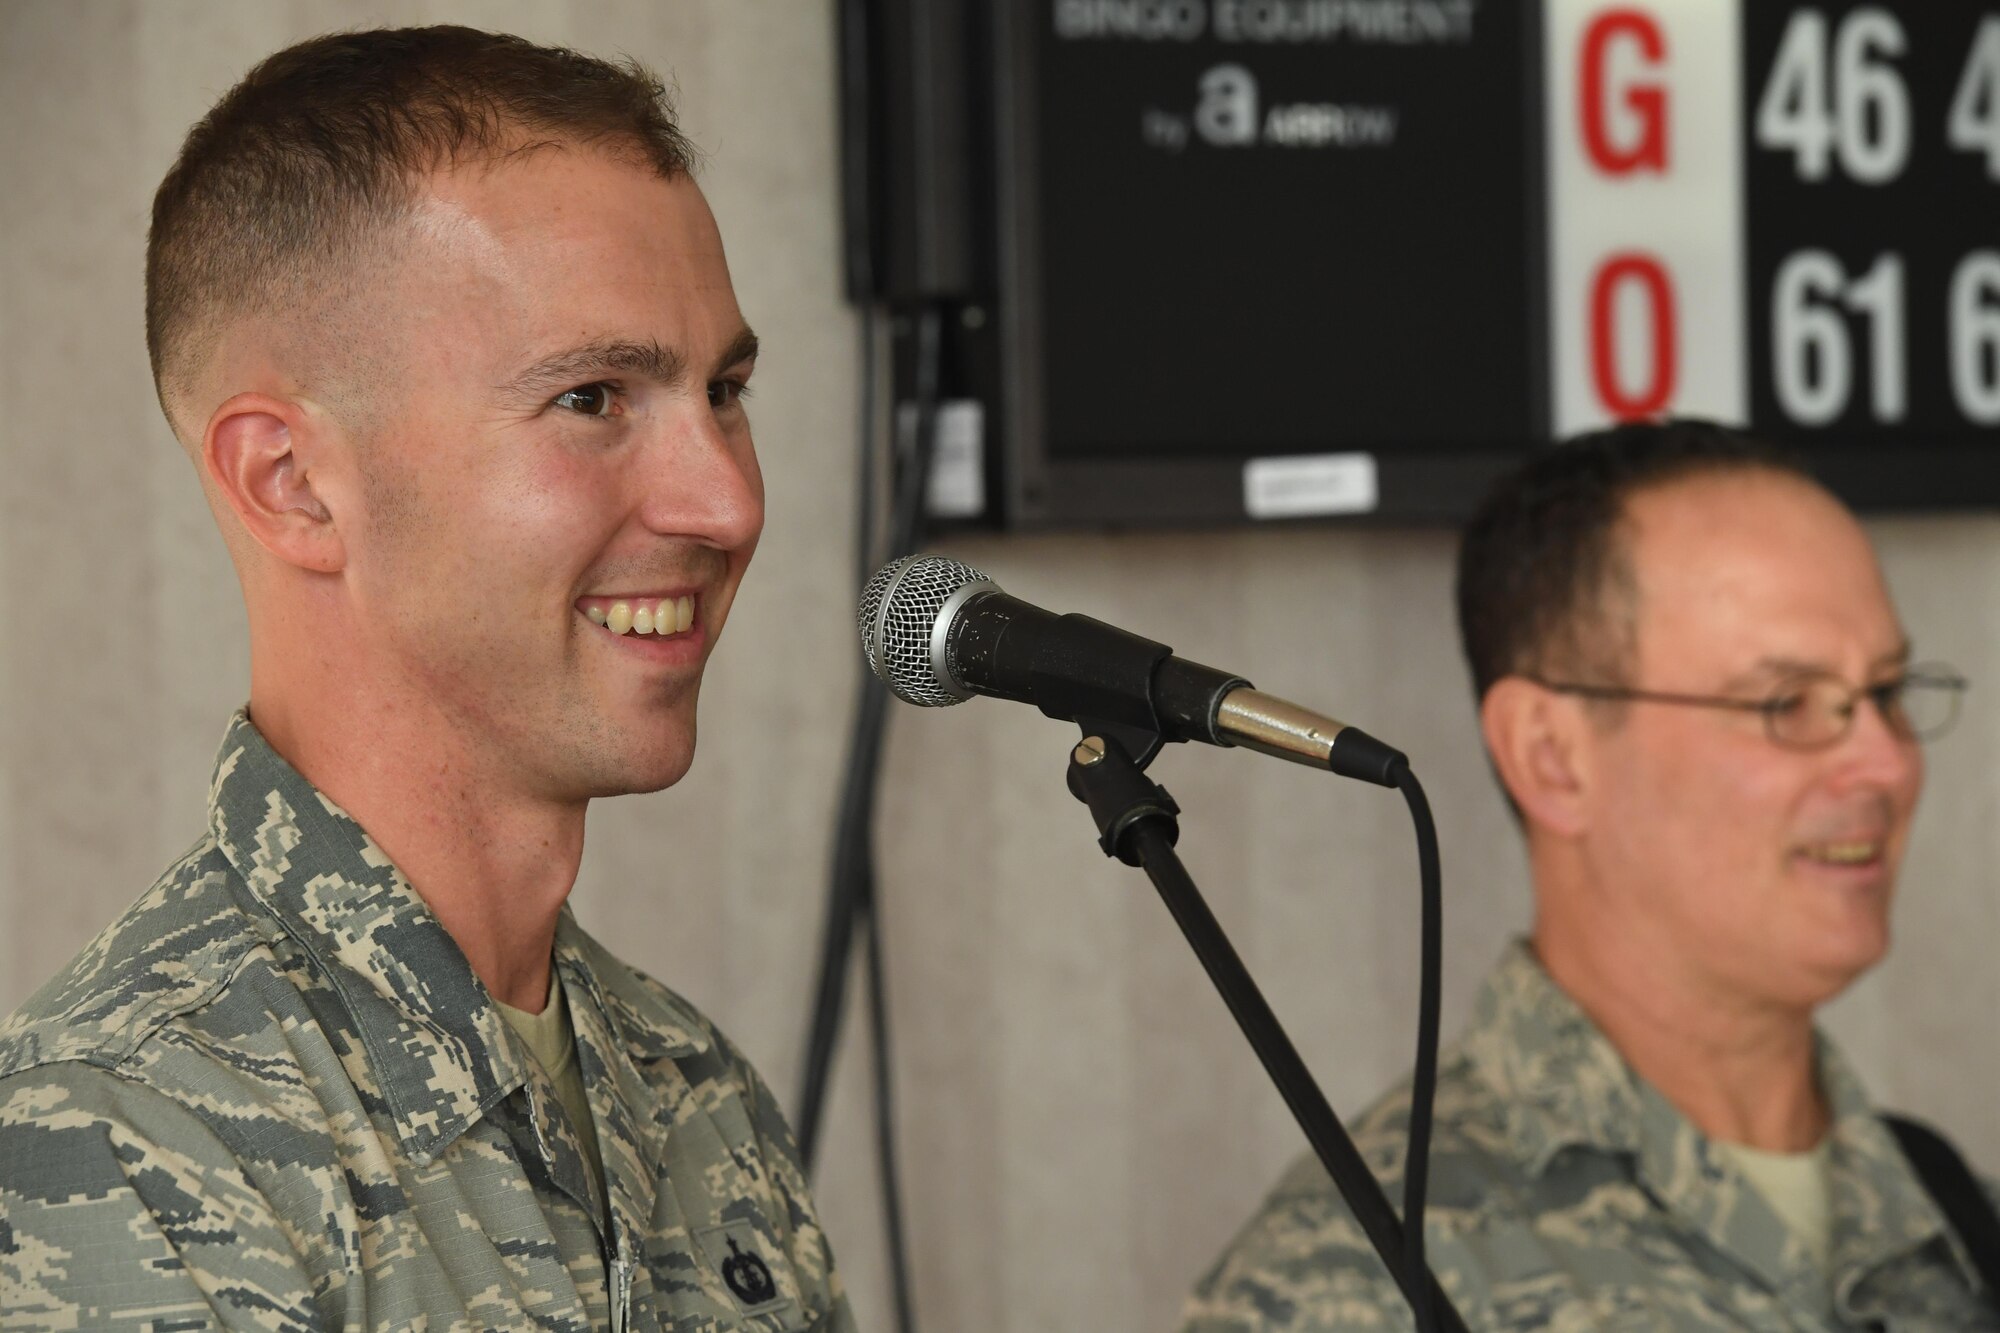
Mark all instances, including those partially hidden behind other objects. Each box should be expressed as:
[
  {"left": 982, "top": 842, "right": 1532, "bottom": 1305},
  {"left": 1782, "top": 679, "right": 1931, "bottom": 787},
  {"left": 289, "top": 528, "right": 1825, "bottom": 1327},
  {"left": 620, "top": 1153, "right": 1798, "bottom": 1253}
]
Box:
[
  {"left": 547, "top": 914, "right": 711, "bottom": 1243},
  {"left": 1459, "top": 942, "right": 1646, "bottom": 1176},
  {"left": 1462, "top": 941, "right": 1972, "bottom": 1307},
  {"left": 207, "top": 710, "right": 707, "bottom": 1169}
]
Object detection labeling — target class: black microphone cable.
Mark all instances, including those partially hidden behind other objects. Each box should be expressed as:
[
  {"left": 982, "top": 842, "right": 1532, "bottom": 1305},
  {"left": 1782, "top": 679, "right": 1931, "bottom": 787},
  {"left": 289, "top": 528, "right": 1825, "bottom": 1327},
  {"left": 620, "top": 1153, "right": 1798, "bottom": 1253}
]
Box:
[
  {"left": 1393, "top": 765, "right": 1443, "bottom": 1333},
  {"left": 795, "top": 301, "right": 943, "bottom": 1333}
]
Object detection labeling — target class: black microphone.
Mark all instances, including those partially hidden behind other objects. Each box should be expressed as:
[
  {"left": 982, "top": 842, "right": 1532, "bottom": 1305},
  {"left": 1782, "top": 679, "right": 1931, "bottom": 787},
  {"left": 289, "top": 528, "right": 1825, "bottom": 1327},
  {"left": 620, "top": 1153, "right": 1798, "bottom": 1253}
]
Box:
[{"left": 857, "top": 554, "right": 1407, "bottom": 786}]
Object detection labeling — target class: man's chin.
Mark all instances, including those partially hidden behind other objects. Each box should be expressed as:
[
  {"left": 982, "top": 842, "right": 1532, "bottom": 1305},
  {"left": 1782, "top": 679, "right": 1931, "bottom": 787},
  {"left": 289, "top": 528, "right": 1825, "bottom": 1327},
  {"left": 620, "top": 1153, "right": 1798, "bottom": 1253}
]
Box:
[
  {"left": 585, "top": 746, "right": 695, "bottom": 798},
  {"left": 551, "top": 721, "right": 698, "bottom": 800},
  {"left": 1785, "top": 926, "right": 1891, "bottom": 1010}
]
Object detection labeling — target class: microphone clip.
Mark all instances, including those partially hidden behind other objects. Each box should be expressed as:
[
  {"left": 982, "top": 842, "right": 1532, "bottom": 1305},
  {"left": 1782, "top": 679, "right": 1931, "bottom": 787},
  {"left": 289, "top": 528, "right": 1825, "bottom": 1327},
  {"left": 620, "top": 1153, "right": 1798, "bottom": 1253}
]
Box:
[{"left": 1065, "top": 723, "right": 1181, "bottom": 867}]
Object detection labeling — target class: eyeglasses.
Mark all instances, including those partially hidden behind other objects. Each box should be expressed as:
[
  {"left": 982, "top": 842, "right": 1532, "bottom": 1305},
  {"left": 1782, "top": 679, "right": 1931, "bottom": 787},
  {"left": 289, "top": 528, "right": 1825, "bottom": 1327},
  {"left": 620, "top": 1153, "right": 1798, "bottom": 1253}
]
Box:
[{"left": 1532, "top": 664, "right": 1969, "bottom": 750}]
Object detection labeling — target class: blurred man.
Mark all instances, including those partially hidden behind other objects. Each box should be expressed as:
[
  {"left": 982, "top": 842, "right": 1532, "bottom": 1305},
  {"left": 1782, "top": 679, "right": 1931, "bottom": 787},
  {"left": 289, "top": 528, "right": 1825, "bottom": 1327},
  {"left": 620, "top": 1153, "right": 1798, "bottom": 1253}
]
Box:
[
  {"left": 0, "top": 27, "right": 855, "bottom": 1332},
  {"left": 1182, "top": 421, "right": 1990, "bottom": 1330}
]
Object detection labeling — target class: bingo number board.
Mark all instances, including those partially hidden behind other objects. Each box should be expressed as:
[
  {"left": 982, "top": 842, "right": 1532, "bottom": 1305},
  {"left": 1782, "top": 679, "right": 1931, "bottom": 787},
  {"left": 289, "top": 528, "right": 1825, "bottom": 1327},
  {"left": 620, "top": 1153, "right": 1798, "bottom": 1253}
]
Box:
[{"left": 997, "top": 0, "right": 2000, "bottom": 526}]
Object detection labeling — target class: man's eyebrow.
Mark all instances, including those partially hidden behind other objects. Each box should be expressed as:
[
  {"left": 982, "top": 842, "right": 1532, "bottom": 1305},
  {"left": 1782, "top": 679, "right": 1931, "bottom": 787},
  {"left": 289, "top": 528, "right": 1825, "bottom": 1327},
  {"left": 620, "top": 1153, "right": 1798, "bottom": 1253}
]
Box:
[
  {"left": 500, "top": 338, "right": 688, "bottom": 400},
  {"left": 499, "top": 329, "right": 759, "bottom": 403},
  {"left": 1730, "top": 640, "right": 1914, "bottom": 685},
  {"left": 1875, "top": 640, "right": 1914, "bottom": 670},
  {"left": 712, "top": 326, "right": 760, "bottom": 377}
]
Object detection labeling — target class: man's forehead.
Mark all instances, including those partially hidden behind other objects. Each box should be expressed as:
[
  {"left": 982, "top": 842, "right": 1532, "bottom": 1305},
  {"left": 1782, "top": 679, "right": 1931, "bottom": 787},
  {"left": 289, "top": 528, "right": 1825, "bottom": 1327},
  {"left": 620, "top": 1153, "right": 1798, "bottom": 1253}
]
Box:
[
  {"left": 1622, "top": 472, "right": 1902, "bottom": 672},
  {"left": 380, "top": 152, "right": 741, "bottom": 379}
]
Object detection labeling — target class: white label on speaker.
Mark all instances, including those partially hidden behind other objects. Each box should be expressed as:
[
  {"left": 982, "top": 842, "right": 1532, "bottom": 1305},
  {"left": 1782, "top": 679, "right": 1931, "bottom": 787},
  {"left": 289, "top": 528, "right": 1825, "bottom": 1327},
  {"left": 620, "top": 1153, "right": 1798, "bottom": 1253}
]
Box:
[
  {"left": 1242, "top": 453, "right": 1378, "bottom": 519},
  {"left": 899, "top": 399, "right": 986, "bottom": 519}
]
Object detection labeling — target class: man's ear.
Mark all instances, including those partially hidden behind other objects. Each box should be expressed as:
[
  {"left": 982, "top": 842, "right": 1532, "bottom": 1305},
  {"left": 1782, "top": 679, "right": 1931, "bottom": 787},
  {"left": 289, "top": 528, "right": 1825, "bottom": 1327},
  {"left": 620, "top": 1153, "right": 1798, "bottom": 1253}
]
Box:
[
  {"left": 203, "top": 393, "right": 345, "bottom": 573},
  {"left": 1481, "top": 677, "right": 1593, "bottom": 838}
]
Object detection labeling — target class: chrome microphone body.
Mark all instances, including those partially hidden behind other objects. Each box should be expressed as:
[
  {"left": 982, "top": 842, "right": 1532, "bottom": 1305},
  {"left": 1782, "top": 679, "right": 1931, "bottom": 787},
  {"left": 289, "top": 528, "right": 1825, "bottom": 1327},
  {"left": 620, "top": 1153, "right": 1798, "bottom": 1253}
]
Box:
[{"left": 858, "top": 554, "right": 1407, "bottom": 785}]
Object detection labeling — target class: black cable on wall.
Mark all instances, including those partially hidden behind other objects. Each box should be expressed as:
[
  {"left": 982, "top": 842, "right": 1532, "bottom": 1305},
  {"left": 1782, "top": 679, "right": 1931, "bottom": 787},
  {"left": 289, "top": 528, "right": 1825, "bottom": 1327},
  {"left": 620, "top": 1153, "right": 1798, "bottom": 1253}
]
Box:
[{"left": 796, "top": 304, "right": 944, "bottom": 1333}]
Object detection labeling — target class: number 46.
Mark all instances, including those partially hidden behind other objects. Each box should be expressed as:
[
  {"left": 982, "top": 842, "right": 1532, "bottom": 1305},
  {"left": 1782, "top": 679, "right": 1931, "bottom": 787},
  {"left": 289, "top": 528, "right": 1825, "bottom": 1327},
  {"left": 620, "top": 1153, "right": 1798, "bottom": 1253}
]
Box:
[{"left": 1756, "top": 8, "right": 1909, "bottom": 183}]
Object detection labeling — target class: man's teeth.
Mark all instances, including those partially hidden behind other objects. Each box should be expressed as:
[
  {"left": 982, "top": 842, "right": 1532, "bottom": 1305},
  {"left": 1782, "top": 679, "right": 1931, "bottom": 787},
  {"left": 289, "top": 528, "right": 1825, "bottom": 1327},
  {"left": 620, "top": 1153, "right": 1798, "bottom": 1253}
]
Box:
[
  {"left": 1806, "top": 840, "right": 1881, "bottom": 865},
  {"left": 585, "top": 596, "right": 694, "bottom": 636}
]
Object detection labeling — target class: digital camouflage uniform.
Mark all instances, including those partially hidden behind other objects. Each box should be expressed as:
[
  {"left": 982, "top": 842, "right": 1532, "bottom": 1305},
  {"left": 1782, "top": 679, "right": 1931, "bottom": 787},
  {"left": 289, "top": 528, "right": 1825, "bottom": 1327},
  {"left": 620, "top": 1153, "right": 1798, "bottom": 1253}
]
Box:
[
  {"left": 1182, "top": 944, "right": 1996, "bottom": 1332},
  {"left": 0, "top": 712, "right": 856, "bottom": 1333}
]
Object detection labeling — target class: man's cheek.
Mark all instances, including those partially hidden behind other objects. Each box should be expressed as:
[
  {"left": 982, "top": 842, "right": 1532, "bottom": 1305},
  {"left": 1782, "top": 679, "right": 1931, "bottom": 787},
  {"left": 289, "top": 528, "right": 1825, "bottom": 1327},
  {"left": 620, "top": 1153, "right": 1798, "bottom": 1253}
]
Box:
[{"left": 507, "top": 455, "right": 623, "bottom": 541}]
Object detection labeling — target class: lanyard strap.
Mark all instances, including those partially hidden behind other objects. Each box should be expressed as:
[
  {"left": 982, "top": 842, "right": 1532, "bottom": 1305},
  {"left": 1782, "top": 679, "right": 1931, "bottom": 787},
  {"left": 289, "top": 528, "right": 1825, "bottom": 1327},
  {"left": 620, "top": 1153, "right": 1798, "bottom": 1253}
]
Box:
[{"left": 1885, "top": 1114, "right": 2000, "bottom": 1312}]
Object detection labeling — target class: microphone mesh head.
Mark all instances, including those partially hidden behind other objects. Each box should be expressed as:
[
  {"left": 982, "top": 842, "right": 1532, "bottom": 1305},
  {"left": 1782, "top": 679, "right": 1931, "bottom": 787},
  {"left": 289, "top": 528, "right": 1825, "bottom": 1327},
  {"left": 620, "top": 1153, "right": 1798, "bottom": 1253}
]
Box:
[{"left": 858, "top": 553, "right": 991, "bottom": 707}]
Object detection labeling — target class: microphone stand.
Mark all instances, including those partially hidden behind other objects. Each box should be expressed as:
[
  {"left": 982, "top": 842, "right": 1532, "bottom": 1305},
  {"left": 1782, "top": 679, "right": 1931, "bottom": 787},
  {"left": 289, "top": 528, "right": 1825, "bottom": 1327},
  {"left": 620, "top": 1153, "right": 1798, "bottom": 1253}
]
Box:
[{"left": 1065, "top": 725, "right": 1467, "bottom": 1333}]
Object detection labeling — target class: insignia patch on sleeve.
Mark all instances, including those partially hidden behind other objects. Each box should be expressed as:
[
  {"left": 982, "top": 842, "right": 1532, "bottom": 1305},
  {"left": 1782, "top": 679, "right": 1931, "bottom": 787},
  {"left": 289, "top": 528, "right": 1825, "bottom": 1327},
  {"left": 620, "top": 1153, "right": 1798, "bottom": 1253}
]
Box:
[{"left": 696, "top": 1220, "right": 792, "bottom": 1317}]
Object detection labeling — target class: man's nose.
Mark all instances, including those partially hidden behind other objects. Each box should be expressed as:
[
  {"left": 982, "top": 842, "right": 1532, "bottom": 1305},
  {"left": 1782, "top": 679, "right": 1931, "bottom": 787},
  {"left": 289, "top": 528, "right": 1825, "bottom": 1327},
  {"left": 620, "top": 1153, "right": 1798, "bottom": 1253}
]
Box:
[
  {"left": 1832, "top": 689, "right": 1923, "bottom": 793},
  {"left": 635, "top": 409, "right": 764, "bottom": 552}
]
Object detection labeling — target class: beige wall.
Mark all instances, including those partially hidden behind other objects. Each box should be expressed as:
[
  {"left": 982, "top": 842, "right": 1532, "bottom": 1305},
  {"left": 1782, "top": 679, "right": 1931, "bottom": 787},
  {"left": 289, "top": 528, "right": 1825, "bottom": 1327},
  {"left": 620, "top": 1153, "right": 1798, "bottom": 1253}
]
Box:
[{"left": 2, "top": 4, "right": 1996, "bottom": 1331}]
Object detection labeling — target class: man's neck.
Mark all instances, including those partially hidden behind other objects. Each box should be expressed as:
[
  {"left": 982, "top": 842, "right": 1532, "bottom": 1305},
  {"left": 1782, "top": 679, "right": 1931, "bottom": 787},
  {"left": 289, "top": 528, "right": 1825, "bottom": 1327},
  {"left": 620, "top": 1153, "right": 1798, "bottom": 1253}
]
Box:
[
  {"left": 248, "top": 675, "right": 582, "bottom": 1012},
  {"left": 1531, "top": 911, "right": 1829, "bottom": 1153}
]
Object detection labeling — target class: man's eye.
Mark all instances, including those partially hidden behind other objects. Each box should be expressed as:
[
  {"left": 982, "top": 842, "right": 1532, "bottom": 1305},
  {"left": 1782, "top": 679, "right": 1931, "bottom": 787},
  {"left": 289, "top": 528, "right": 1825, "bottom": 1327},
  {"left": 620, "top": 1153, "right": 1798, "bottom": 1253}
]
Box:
[
  {"left": 554, "top": 383, "right": 617, "bottom": 417},
  {"left": 708, "top": 379, "right": 750, "bottom": 411},
  {"left": 1764, "top": 691, "right": 1812, "bottom": 717},
  {"left": 1868, "top": 678, "right": 1909, "bottom": 710}
]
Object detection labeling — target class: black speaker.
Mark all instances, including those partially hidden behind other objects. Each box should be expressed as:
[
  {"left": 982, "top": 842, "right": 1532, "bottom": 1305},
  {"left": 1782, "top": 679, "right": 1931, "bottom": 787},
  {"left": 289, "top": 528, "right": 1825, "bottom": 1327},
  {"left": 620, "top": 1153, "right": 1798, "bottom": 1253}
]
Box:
[{"left": 839, "top": 0, "right": 991, "bottom": 305}]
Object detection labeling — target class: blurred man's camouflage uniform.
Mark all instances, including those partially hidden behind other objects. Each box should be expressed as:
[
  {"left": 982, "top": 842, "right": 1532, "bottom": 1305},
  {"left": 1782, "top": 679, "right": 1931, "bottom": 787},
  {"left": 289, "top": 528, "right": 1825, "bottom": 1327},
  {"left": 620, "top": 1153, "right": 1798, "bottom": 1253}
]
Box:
[
  {"left": 1181, "top": 944, "right": 1997, "bottom": 1332},
  {"left": 0, "top": 713, "right": 854, "bottom": 1332}
]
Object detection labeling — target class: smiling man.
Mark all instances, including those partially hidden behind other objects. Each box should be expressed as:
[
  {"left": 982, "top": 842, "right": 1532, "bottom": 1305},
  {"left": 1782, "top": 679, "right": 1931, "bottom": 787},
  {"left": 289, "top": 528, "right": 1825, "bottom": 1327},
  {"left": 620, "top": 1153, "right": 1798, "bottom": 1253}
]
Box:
[
  {"left": 1182, "top": 421, "right": 1991, "bottom": 1330},
  {"left": 0, "top": 27, "right": 854, "bottom": 1332}
]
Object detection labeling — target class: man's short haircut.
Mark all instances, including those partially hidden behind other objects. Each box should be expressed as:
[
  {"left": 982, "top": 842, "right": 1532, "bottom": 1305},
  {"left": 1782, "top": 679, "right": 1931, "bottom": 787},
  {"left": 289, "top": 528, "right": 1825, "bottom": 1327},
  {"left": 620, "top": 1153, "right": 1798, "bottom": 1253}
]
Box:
[
  {"left": 146, "top": 25, "right": 697, "bottom": 420},
  {"left": 1455, "top": 418, "right": 1812, "bottom": 704}
]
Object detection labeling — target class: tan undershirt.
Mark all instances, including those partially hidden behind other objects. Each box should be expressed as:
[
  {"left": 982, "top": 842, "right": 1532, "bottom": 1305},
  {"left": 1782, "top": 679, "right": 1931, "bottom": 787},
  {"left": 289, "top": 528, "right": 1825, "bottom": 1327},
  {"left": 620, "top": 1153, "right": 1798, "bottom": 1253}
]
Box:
[
  {"left": 1716, "top": 1138, "right": 1833, "bottom": 1271},
  {"left": 495, "top": 976, "right": 608, "bottom": 1221}
]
